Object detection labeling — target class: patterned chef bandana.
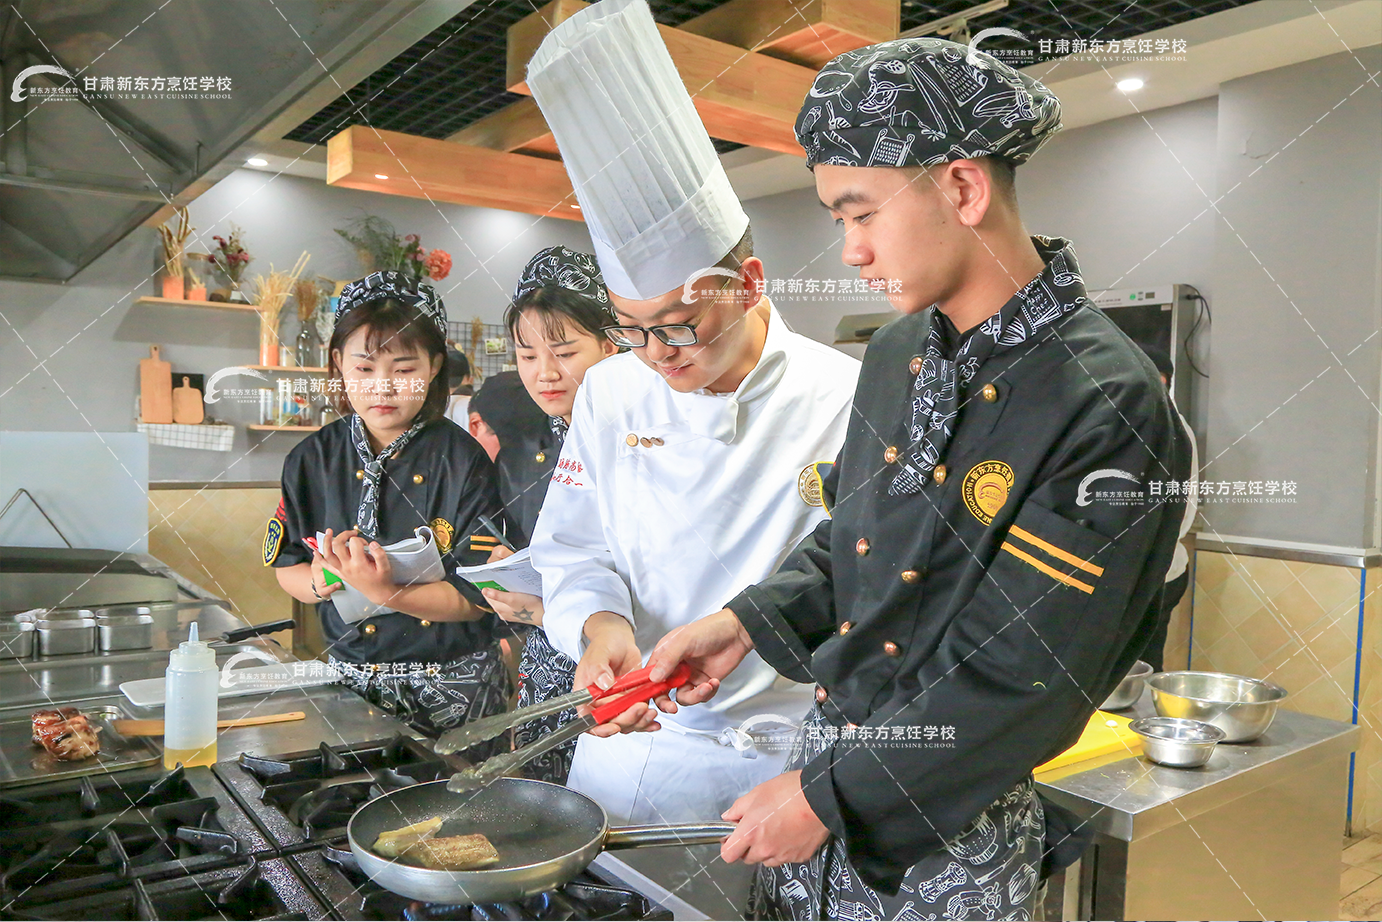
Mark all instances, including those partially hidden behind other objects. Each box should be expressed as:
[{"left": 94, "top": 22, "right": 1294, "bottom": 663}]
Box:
[
  {"left": 795, "top": 37, "right": 1061, "bottom": 170},
  {"left": 890, "top": 236, "right": 1085, "bottom": 496},
  {"left": 350, "top": 413, "right": 427, "bottom": 541},
  {"left": 336, "top": 270, "right": 448, "bottom": 337},
  {"left": 513, "top": 246, "right": 611, "bottom": 312}
]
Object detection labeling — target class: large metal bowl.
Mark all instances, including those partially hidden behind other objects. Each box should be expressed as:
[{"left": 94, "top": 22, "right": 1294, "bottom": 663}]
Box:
[
  {"left": 1131, "top": 717, "right": 1225, "bottom": 768},
  {"left": 1149, "top": 671, "right": 1288, "bottom": 742},
  {"left": 1101, "top": 660, "right": 1154, "bottom": 710}
]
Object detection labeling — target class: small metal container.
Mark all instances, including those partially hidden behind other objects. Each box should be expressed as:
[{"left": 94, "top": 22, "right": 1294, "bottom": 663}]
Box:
[
  {"left": 96, "top": 613, "right": 154, "bottom": 651},
  {"left": 1131, "top": 716, "right": 1225, "bottom": 768},
  {"left": 1150, "top": 671, "right": 1289, "bottom": 742},
  {"left": 0, "top": 621, "right": 35, "bottom": 659},
  {"left": 1101, "top": 659, "right": 1154, "bottom": 710},
  {"left": 36, "top": 618, "right": 96, "bottom": 656}
]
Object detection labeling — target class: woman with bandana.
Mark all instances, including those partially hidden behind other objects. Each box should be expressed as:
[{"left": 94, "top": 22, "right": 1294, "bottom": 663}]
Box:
[
  {"left": 476, "top": 246, "right": 619, "bottom": 784},
  {"left": 265, "top": 271, "right": 511, "bottom": 755}
]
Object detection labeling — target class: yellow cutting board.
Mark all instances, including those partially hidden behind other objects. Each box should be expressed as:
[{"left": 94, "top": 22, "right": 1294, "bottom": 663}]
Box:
[{"left": 1034, "top": 710, "right": 1142, "bottom": 774}]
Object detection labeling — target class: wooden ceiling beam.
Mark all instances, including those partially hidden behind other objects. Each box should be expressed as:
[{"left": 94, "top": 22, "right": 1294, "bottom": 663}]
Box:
[
  {"left": 679, "top": 0, "right": 898, "bottom": 69},
  {"left": 503, "top": 0, "right": 819, "bottom": 157},
  {"left": 325, "top": 125, "right": 580, "bottom": 221}
]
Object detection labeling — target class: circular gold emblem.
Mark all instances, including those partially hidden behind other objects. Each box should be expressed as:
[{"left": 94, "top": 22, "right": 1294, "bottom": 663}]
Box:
[
  {"left": 798, "top": 464, "right": 823, "bottom": 507},
  {"left": 428, "top": 517, "right": 454, "bottom": 554},
  {"left": 962, "top": 460, "right": 1014, "bottom": 525}
]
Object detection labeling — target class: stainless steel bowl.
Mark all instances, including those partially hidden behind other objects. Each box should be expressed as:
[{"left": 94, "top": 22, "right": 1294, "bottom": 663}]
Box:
[
  {"left": 0, "top": 621, "right": 34, "bottom": 659},
  {"left": 1149, "top": 671, "right": 1288, "bottom": 742},
  {"left": 1101, "top": 660, "right": 1154, "bottom": 710},
  {"left": 1131, "top": 716, "right": 1225, "bottom": 768}
]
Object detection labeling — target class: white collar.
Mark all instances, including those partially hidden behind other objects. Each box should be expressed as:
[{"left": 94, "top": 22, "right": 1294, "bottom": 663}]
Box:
[{"left": 669, "top": 299, "right": 789, "bottom": 443}]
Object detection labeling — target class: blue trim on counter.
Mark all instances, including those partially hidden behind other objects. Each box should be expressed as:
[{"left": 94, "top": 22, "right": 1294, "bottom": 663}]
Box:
[{"left": 1347, "top": 566, "right": 1366, "bottom": 830}]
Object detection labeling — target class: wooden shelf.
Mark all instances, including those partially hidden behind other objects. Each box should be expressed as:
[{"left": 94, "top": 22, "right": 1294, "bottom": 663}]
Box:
[
  {"left": 248, "top": 365, "right": 328, "bottom": 373},
  {"left": 134, "top": 295, "right": 258, "bottom": 313},
  {"left": 247, "top": 424, "right": 320, "bottom": 432}
]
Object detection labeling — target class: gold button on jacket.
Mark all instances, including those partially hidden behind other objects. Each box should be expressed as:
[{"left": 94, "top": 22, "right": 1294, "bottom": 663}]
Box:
[
  {"left": 412, "top": 473, "right": 424, "bottom": 484},
  {"left": 362, "top": 623, "right": 376, "bottom": 635},
  {"left": 909, "top": 356, "right": 923, "bottom": 375},
  {"left": 815, "top": 686, "right": 829, "bottom": 703},
  {"left": 839, "top": 621, "right": 852, "bottom": 635},
  {"left": 355, "top": 469, "right": 364, "bottom": 480},
  {"left": 535, "top": 451, "right": 546, "bottom": 463},
  {"left": 933, "top": 464, "right": 948, "bottom": 484},
  {"left": 855, "top": 538, "right": 870, "bottom": 556},
  {"left": 625, "top": 434, "right": 638, "bottom": 447},
  {"left": 901, "top": 569, "right": 921, "bottom": 583},
  {"left": 981, "top": 382, "right": 999, "bottom": 402},
  {"left": 883, "top": 446, "right": 899, "bottom": 464},
  {"left": 883, "top": 641, "right": 901, "bottom": 656}
]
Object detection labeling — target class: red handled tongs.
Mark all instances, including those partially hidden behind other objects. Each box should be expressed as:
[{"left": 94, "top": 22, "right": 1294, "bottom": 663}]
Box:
[{"left": 443, "top": 662, "right": 691, "bottom": 792}]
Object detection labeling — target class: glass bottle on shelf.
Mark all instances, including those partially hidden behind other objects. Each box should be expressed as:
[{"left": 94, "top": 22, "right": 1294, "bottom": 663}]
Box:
[{"left": 296, "top": 322, "right": 316, "bottom": 369}]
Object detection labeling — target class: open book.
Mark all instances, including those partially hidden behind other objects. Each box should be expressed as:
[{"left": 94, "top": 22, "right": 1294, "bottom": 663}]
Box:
[
  {"left": 316, "top": 525, "right": 446, "bottom": 624},
  {"left": 454, "top": 547, "right": 544, "bottom": 596}
]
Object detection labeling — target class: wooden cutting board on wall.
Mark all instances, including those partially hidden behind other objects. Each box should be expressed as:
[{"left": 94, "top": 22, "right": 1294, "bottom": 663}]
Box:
[
  {"left": 172, "top": 376, "right": 204, "bottom": 424},
  {"left": 139, "top": 345, "right": 172, "bottom": 423}
]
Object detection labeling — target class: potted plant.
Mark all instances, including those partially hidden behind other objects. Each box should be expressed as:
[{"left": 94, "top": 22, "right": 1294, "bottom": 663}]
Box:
[
  {"left": 335, "top": 214, "right": 452, "bottom": 283},
  {"left": 157, "top": 207, "right": 192, "bottom": 300}
]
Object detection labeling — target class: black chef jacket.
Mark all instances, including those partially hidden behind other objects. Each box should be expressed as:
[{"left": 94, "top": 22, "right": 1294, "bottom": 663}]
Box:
[
  {"left": 728, "top": 260, "right": 1191, "bottom": 892},
  {"left": 267, "top": 416, "right": 506, "bottom": 665},
  {"left": 494, "top": 424, "right": 561, "bottom": 546}
]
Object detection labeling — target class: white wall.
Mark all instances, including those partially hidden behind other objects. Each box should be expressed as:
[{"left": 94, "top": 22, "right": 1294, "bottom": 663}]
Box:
[{"left": 0, "top": 171, "right": 594, "bottom": 484}]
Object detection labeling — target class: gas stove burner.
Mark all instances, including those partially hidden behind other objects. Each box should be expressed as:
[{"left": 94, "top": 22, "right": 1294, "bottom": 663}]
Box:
[
  {"left": 0, "top": 764, "right": 270, "bottom": 912},
  {"left": 311, "top": 845, "right": 671, "bottom": 921},
  {"left": 6, "top": 855, "right": 329, "bottom": 921},
  {"left": 0, "top": 764, "right": 199, "bottom": 829},
  {"left": 215, "top": 735, "right": 454, "bottom": 849}
]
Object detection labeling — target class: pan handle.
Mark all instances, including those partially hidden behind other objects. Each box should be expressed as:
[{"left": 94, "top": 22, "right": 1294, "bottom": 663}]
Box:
[{"left": 604, "top": 823, "right": 737, "bottom": 849}]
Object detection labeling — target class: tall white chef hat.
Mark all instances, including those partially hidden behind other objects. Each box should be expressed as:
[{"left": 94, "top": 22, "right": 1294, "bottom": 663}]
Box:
[{"left": 526, "top": 0, "right": 750, "bottom": 301}]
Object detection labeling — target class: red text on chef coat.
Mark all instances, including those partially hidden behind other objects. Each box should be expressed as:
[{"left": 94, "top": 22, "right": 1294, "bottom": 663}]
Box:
[{"left": 551, "top": 457, "right": 585, "bottom": 487}]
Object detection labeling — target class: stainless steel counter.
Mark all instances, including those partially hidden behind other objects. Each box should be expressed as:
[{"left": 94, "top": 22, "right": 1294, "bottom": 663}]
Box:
[{"left": 1036, "top": 690, "right": 1356, "bottom": 920}]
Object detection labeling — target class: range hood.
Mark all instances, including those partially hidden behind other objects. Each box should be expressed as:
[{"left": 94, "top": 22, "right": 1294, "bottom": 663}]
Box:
[{"left": 0, "top": 0, "right": 461, "bottom": 282}]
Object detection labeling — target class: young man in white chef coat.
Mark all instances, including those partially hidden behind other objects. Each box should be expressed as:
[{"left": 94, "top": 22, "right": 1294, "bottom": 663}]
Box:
[{"left": 524, "top": 0, "right": 861, "bottom": 827}]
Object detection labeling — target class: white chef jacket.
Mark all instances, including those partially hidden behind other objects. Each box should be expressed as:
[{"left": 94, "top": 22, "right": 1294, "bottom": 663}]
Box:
[{"left": 530, "top": 302, "right": 859, "bottom": 820}]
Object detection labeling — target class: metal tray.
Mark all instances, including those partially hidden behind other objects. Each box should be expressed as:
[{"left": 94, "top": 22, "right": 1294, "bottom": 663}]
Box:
[{"left": 0, "top": 703, "right": 163, "bottom": 788}]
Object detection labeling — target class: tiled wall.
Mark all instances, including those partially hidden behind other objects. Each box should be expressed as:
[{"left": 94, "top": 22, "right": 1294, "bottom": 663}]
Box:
[
  {"left": 1189, "top": 549, "right": 1380, "bottom": 831},
  {"left": 148, "top": 487, "right": 294, "bottom": 647}
]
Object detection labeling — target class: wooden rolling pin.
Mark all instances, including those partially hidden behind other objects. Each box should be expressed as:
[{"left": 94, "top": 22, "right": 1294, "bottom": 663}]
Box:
[{"left": 112, "top": 710, "right": 306, "bottom": 737}]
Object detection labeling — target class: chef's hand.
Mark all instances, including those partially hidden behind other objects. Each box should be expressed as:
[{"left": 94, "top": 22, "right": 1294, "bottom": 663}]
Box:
[
  {"left": 487, "top": 545, "right": 515, "bottom": 562},
  {"left": 309, "top": 551, "right": 344, "bottom": 599},
  {"left": 646, "top": 608, "right": 755, "bottom": 714},
  {"left": 321, "top": 528, "right": 395, "bottom": 605},
  {"left": 575, "top": 611, "right": 659, "bottom": 738},
  {"left": 720, "top": 771, "right": 829, "bottom": 867},
  {"left": 481, "top": 588, "right": 544, "bottom": 625}
]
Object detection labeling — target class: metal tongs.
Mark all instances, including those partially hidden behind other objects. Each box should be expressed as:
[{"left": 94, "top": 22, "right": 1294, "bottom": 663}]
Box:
[{"left": 440, "top": 662, "right": 691, "bottom": 792}]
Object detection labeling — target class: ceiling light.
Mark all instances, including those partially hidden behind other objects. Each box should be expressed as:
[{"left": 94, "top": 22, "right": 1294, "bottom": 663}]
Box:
[
  {"left": 570, "top": 204, "right": 580, "bottom": 209},
  {"left": 374, "top": 174, "right": 389, "bottom": 180},
  {"left": 246, "top": 157, "right": 268, "bottom": 166},
  {"left": 1116, "top": 78, "right": 1144, "bottom": 93}
]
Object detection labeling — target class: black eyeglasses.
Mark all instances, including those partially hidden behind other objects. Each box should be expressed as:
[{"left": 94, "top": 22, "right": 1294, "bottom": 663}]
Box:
[
  {"left": 601, "top": 277, "right": 734, "bottom": 348},
  {"left": 602, "top": 320, "right": 701, "bottom": 348}
]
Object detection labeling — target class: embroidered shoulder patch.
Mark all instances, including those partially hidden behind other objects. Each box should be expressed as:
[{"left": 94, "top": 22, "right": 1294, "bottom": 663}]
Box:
[
  {"left": 262, "top": 518, "right": 283, "bottom": 566},
  {"left": 429, "top": 517, "right": 454, "bottom": 554},
  {"left": 963, "top": 460, "right": 1014, "bottom": 525}
]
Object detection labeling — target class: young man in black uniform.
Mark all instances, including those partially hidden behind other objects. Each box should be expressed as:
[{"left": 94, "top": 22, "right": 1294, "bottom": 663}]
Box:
[{"left": 640, "top": 37, "right": 1193, "bottom": 919}]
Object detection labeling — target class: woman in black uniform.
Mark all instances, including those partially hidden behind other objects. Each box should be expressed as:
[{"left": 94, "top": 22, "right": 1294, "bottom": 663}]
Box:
[
  {"left": 266, "top": 270, "right": 511, "bottom": 754},
  {"left": 480, "top": 246, "right": 617, "bottom": 783}
]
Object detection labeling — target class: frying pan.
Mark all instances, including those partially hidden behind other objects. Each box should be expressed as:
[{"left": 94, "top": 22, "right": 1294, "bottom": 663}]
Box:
[{"left": 348, "top": 778, "right": 735, "bottom": 903}]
